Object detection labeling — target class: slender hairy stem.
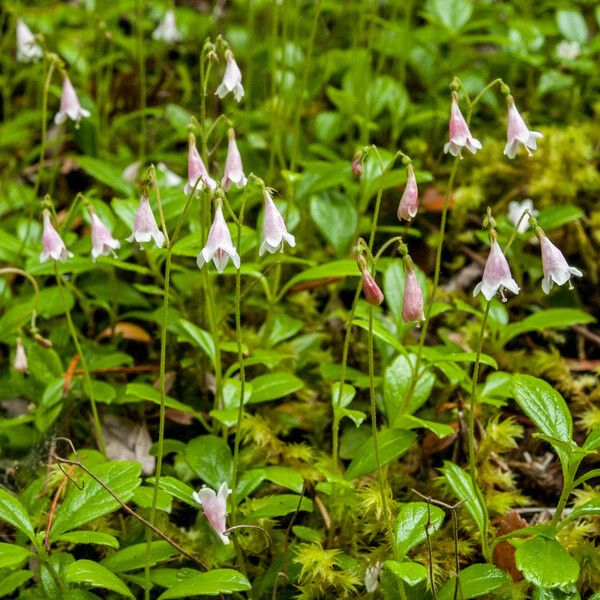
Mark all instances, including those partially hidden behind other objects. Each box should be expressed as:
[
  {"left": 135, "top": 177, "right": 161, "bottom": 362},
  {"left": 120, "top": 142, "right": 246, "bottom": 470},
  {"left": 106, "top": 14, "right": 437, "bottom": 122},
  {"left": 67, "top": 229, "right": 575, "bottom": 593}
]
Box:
[
  {"left": 399, "top": 156, "right": 460, "bottom": 417},
  {"left": 368, "top": 306, "right": 396, "bottom": 556},
  {"left": 54, "top": 263, "right": 105, "bottom": 454},
  {"left": 231, "top": 189, "right": 249, "bottom": 514},
  {"left": 136, "top": 0, "right": 146, "bottom": 162},
  {"left": 550, "top": 468, "right": 574, "bottom": 528},
  {"left": 468, "top": 301, "right": 491, "bottom": 560}
]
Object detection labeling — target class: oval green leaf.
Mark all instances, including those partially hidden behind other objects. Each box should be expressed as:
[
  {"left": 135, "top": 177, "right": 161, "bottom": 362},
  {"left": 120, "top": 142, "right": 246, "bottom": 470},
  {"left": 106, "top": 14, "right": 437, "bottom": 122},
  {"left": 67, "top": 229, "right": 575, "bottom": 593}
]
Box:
[
  {"left": 64, "top": 559, "right": 134, "bottom": 599},
  {"left": 157, "top": 569, "right": 251, "bottom": 599}
]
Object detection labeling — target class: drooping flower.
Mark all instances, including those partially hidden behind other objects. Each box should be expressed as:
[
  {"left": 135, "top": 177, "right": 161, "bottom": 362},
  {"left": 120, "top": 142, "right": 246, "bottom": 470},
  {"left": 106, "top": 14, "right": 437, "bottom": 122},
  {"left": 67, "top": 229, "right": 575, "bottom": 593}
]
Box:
[
  {"left": 222, "top": 129, "right": 247, "bottom": 190},
  {"left": 192, "top": 482, "right": 232, "bottom": 545},
  {"left": 13, "top": 338, "right": 28, "bottom": 374},
  {"left": 397, "top": 164, "right": 419, "bottom": 221},
  {"left": 556, "top": 40, "right": 580, "bottom": 61},
  {"left": 157, "top": 162, "right": 183, "bottom": 188},
  {"left": 351, "top": 151, "right": 363, "bottom": 178},
  {"left": 508, "top": 199, "right": 537, "bottom": 234},
  {"left": 362, "top": 270, "right": 384, "bottom": 305},
  {"left": 259, "top": 189, "right": 296, "bottom": 256},
  {"left": 54, "top": 74, "right": 91, "bottom": 126},
  {"left": 538, "top": 231, "right": 582, "bottom": 294},
  {"left": 126, "top": 194, "right": 165, "bottom": 248},
  {"left": 196, "top": 204, "right": 240, "bottom": 272},
  {"left": 364, "top": 562, "right": 383, "bottom": 593},
  {"left": 215, "top": 53, "right": 244, "bottom": 102},
  {"left": 90, "top": 211, "right": 121, "bottom": 261},
  {"left": 402, "top": 266, "right": 425, "bottom": 323},
  {"left": 185, "top": 135, "right": 217, "bottom": 195},
  {"left": 122, "top": 161, "right": 141, "bottom": 186},
  {"left": 40, "top": 209, "right": 73, "bottom": 262},
  {"left": 473, "top": 239, "right": 520, "bottom": 302},
  {"left": 503, "top": 96, "right": 543, "bottom": 160},
  {"left": 444, "top": 91, "right": 482, "bottom": 157},
  {"left": 16, "top": 19, "right": 42, "bottom": 63},
  {"left": 151, "top": 9, "right": 181, "bottom": 44}
]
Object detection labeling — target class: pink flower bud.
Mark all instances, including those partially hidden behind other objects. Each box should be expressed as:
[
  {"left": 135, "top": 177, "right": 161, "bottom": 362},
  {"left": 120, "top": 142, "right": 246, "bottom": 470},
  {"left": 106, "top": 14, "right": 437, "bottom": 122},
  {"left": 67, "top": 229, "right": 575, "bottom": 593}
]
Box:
[
  {"left": 351, "top": 152, "right": 363, "bottom": 178},
  {"left": 361, "top": 269, "right": 384, "bottom": 306},
  {"left": 538, "top": 231, "right": 582, "bottom": 294},
  {"left": 192, "top": 482, "right": 232, "bottom": 544},
  {"left": 402, "top": 267, "right": 424, "bottom": 323},
  {"left": 54, "top": 74, "right": 90, "bottom": 126},
  {"left": 126, "top": 194, "right": 165, "bottom": 248},
  {"left": 185, "top": 136, "right": 216, "bottom": 194},
  {"left": 259, "top": 189, "right": 296, "bottom": 255},
  {"left": 473, "top": 239, "right": 519, "bottom": 302},
  {"left": 40, "top": 209, "right": 73, "bottom": 262},
  {"left": 215, "top": 54, "right": 244, "bottom": 102},
  {"left": 503, "top": 96, "right": 543, "bottom": 159},
  {"left": 222, "top": 129, "right": 247, "bottom": 190},
  {"left": 13, "top": 338, "right": 28, "bottom": 374},
  {"left": 90, "top": 211, "right": 121, "bottom": 261},
  {"left": 197, "top": 204, "right": 240, "bottom": 272},
  {"left": 444, "top": 92, "right": 482, "bottom": 157},
  {"left": 397, "top": 164, "right": 419, "bottom": 221}
]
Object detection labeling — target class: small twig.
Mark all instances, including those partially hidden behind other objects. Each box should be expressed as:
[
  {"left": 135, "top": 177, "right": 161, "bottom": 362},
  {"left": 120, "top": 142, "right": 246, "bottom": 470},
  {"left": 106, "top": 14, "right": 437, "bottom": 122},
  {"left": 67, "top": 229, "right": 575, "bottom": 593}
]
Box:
[
  {"left": 45, "top": 465, "right": 76, "bottom": 550},
  {"left": 224, "top": 524, "right": 272, "bottom": 552},
  {"left": 52, "top": 439, "right": 208, "bottom": 570},
  {"left": 424, "top": 501, "right": 437, "bottom": 600}
]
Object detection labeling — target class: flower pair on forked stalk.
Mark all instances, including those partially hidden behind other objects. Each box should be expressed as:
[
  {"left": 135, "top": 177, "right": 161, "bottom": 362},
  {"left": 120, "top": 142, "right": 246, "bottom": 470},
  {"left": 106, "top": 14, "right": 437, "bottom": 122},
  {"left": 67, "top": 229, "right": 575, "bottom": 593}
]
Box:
[
  {"left": 355, "top": 238, "right": 425, "bottom": 325},
  {"left": 473, "top": 209, "right": 582, "bottom": 302}
]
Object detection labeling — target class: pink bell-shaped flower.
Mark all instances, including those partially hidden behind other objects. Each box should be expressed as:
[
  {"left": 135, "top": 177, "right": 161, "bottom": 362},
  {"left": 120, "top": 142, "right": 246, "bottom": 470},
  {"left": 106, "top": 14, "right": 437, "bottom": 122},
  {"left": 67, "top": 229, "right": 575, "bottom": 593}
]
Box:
[
  {"left": 151, "top": 9, "right": 181, "bottom": 44},
  {"left": 538, "top": 231, "right": 582, "bottom": 294},
  {"left": 192, "top": 482, "right": 232, "bottom": 545},
  {"left": 444, "top": 92, "right": 482, "bottom": 157},
  {"left": 197, "top": 204, "right": 240, "bottom": 272},
  {"left": 402, "top": 266, "right": 425, "bottom": 323},
  {"left": 90, "top": 211, "right": 121, "bottom": 261},
  {"left": 259, "top": 189, "right": 295, "bottom": 256},
  {"left": 503, "top": 96, "right": 543, "bottom": 159},
  {"left": 54, "top": 74, "right": 90, "bottom": 126},
  {"left": 215, "top": 53, "right": 244, "bottom": 102},
  {"left": 397, "top": 164, "right": 419, "bottom": 221},
  {"left": 473, "top": 239, "right": 519, "bottom": 302},
  {"left": 361, "top": 268, "right": 384, "bottom": 306},
  {"left": 126, "top": 194, "right": 165, "bottom": 248},
  {"left": 16, "top": 19, "right": 42, "bottom": 63},
  {"left": 222, "top": 129, "right": 247, "bottom": 190},
  {"left": 185, "top": 135, "right": 216, "bottom": 195},
  {"left": 40, "top": 209, "right": 73, "bottom": 262},
  {"left": 13, "top": 338, "right": 28, "bottom": 374}
]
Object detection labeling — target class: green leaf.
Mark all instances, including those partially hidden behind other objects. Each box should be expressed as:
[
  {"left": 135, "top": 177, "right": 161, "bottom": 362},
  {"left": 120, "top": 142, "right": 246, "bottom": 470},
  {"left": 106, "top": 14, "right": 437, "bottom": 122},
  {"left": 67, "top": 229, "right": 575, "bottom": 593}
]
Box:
[
  {"left": 352, "top": 317, "right": 406, "bottom": 354},
  {"left": 146, "top": 476, "right": 197, "bottom": 507},
  {"left": 430, "top": 0, "right": 472, "bottom": 31},
  {"left": 441, "top": 461, "right": 486, "bottom": 535},
  {"left": 262, "top": 466, "right": 304, "bottom": 493},
  {"left": 157, "top": 569, "right": 251, "bottom": 599},
  {"left": 556, "top": 9, "right": 588, "bottom": 44},
  {"left": 583, "top": 426, "right": 600, "bottom": 451},
  {"left": 501, "top": 309, "right": 594, "bottom": 345},
  {"left": 249, "top": 372, "right": 304, "bottom": 404},
  {"left": 76, "top": 156, "right": 133, "bottom": 196},
  {"left": 64, "top": 559, "right": 134, "bottom": 599},
  {"left": 124, "top": 383, "right": 202, "bottom": 420},
  {"left": 437, "top": 563, "right": 509, "bottom": 599},
  {"left": 0, "top": 488, "right": 36, "bottom": 545},
  {"left": 384, "top": 560, "right": 428, "bottom": 586},
  {"left": 395, "top": 502, "right": 445, "bottom": 558},
  {"left": 512, "top": 375, "right": 573, "bottom": 445},
  {"left": 345, "top": 428, "right": 416, "bottom": 480},
  {"left": 309, "top": 191, "right": 357, "bottom": 257},
  {"left": 281, "top": 260, "right": 358, "bottom": 294},
  {"left": 515, "top": 536, "right": 580, "bottom": 588},
  {"left": 101, "top": 541, "right": 178, "bottom": 572},
  {"left": 384, "top": 354, "right": 436, "bottom": 423},
  {"left": 0, "top": 570, "right": 33, "bottom": 596},
  {"left": 246, "top": 494, "right": 312, "bottom": 520},
  {"left": 559, "top": 498, "right": 600, "bottom": 526},
  {"left": 50, "top": 461, "right": 142, "bottom": 539},
  {"left": 537, "top": 205, "right": 583, "bottom": 231},
  {"left": 395, "top": 414, "right": 454, "bottom": 438},
  {"left": 177, "top": 319, "right": 215, "bottom": 366},
  {"left": 185, "top": 435, "right": 233, "bottom": 490},
  {"left": 0, "top": 542, "right": 33, "bottom": 568},
  {"left": 56, "top": 531, "right": 120, "bottom": 549},
  {"left": 331, "top": 382, "right": 356, "bottom": 409}
]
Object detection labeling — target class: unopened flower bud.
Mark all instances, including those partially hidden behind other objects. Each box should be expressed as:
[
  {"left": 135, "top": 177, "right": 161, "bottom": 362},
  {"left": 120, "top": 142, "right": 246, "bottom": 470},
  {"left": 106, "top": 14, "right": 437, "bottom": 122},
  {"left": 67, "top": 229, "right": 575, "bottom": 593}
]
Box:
[
  {"left": 13, "top": 338, "right": 28, "bottom": 374},
  {"left": 361, "top": 269, "right": 384, "bottom": 306},
  {"left": 34, "top": 334, "right": 53, "bottom": 349},
  {"left": 351, "top": 152, "right": 363, "bottom": 178}
]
